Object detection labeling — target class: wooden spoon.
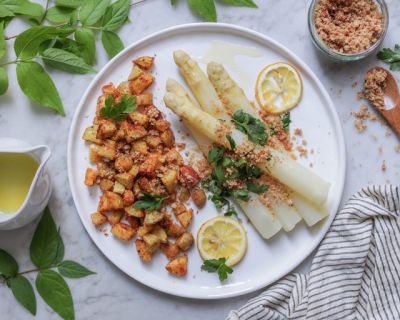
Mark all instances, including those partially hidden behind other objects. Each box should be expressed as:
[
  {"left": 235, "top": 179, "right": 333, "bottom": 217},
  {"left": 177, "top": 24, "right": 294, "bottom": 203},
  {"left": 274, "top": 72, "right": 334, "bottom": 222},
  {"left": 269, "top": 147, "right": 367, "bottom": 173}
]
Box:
[{"left": 369, "top": 67, "right": 400, "bottom": 137}]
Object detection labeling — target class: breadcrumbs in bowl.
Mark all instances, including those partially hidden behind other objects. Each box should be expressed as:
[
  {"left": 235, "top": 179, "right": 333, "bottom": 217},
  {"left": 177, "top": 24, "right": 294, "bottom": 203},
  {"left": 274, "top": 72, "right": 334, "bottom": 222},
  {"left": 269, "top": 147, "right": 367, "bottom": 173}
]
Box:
[{"left": 308, "top": 0, "right": 388, "bottom": 61}]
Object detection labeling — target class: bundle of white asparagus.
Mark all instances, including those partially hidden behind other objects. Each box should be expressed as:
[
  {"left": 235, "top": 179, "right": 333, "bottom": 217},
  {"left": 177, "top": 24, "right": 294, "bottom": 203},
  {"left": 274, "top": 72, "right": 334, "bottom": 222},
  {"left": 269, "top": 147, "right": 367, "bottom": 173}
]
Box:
[{"left": 163, "top": 50, "right": 330, "bottom": 239}]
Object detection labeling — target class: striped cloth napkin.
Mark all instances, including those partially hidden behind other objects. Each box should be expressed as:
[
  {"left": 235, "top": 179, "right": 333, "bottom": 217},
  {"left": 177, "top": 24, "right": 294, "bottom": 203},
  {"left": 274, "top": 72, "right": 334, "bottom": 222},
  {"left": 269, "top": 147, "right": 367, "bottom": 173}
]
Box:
[{"left": 227, "top": 185, "right": 400, "bottom": 320}]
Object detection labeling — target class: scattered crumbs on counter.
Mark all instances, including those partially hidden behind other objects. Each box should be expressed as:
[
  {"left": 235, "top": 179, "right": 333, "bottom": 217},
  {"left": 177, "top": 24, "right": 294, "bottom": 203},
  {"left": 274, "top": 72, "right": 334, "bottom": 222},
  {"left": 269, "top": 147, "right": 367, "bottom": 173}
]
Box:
[
  {"left": 294, "top": 128, "right": 303, "bottom": 136},
  {"left": 352, "top": 81, "right": 358, "bottom": 88},
  {"left": 297, "top": 146, "right": 308, "bottom": 158},
  {"left": 395, "top": 144, "right": 400, "bottom": 153},
  {"left": 381, "top": 160, "right": 387, "bottom": 172},
  {"left": 378, "top": 146, "right": 383, "bottom": 155},
  {"left": 302, "top": 139, "right": 308, "bottom": 146}
]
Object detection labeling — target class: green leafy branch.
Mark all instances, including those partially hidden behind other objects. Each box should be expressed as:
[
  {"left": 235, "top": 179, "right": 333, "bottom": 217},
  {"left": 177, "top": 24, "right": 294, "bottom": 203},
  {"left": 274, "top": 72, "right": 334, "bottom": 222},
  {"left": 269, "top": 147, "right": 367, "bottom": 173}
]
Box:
[{"left": 0, "top": 207, "right": 95, "bottom": 319}]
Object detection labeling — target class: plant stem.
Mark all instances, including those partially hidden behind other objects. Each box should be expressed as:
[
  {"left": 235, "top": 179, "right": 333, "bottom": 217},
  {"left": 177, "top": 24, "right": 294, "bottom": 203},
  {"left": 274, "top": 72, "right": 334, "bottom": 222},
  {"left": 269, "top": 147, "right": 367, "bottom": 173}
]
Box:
[
  {"left": 38, "top": 0, "right": 50, "bottom": 25},
  {"left": 0, "top": 60, "right": 18, "bottom": 67},
  {"left": 18, "top": 266, "right": 52, "bottom": 276}
]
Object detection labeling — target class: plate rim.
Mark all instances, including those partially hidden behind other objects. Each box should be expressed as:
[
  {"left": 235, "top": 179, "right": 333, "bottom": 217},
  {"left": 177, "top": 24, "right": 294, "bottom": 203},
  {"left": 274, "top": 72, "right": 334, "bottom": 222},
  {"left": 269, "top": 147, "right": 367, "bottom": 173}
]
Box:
[{"left": 67, "top": 22, "right": 346, "bottom": 300}]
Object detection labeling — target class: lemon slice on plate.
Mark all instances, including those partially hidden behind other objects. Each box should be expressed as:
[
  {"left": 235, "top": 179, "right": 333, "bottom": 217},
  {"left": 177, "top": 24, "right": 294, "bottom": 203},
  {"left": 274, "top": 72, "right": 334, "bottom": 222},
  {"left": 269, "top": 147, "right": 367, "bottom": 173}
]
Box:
[
  {"left": 256, "top": 62, "right": 302, "bottom": 114},
  {"left": 197, "top": 216, "right": 247, "bottom": 266}
]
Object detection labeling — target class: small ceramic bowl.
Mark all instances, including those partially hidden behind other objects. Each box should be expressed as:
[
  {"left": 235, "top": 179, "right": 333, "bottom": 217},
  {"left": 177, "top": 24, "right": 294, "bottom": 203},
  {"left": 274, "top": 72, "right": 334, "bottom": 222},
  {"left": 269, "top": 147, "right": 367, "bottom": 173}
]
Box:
[
  {"left": 0, "top": 138, "right": 52, "bottom": 230},
  {"left": 308, "top": 0, "right": 389, "bottom": 61}
]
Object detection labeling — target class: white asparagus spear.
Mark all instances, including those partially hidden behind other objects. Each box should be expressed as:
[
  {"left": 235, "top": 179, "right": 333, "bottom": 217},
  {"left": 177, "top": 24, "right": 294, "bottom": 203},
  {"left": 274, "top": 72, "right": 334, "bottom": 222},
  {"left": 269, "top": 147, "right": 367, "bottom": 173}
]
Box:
[
  {"left": 166, "top": 79, "right": 282, "bottom": 238},
  {"left": 165, "top": 81, "right": 302, "bottom": 232},
  {"left": 207, "top": 62, "right": 329, "bottom": 218}
]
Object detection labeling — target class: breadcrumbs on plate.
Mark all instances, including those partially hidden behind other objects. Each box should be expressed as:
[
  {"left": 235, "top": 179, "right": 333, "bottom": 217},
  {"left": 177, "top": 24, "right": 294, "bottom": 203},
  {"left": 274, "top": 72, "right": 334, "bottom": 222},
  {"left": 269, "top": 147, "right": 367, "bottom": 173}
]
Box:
[
  {"left": 314, "top": 0, "right": 383, "bottom": 54},
  {"left": 381, "top": 160, "right": 387, "bottom": 172},
  {"left": 363, "top": 68, "right": 388, "bottom": 110},
  {"left": 354, "top": 119, "right": 367, "bottom": 133},
  {"left": 294, "top": 128, "right": 303, "bottom": 136},
  {"left": 297, "top": 146, "right": 308, "bottom": 158}
]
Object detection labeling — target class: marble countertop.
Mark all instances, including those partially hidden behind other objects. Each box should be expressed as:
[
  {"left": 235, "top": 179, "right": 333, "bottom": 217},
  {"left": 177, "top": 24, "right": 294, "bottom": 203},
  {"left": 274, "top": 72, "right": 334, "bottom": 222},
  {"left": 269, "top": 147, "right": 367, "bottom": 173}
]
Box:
[{"left": 1, "top": 0, "right": 400, "bottom": 319}]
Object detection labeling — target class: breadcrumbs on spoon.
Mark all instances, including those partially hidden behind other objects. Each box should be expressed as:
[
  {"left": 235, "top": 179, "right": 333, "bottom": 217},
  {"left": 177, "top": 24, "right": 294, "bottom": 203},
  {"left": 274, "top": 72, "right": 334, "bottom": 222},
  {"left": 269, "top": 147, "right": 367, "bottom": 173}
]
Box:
[{"left": 362, "top": 68, "right": 388, "bottom": 110}]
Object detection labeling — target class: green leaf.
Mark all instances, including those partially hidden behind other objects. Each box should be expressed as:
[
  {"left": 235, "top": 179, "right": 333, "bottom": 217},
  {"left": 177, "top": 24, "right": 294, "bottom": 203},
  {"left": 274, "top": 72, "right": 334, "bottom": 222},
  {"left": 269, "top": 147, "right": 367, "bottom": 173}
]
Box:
[
  {"left": 80, "top": 0, "right": 110, "bottom": 26},
  {"left": 53, "top": 230, "right": 65, "bottom": 265},
  {"left": 46, "top": 6, "right": 76, "bottom": 24},
  {"left": 280, "top": 112, "right": 290, "bottom": 131},
  {"left": 36, "top": 270, "right": 74, "bottom": 320},
  {"left": 218, "top": 0, "right": 257, "bottom": 7},
  {"left": 134, "top": 193, "right": 168, "bottom": 211},
  {"left": 29, "top": 207, "right": 61, "bottom": 268},
  {"left": 102, "top": 0, "right": 130, "bottom": 31},
  {"left": 170, "top": 0, "right": 177, "bottom": 4},
  {"left": 14, "top": 25, "right": 74, "bottom": 59},
  {"left": 0, "top": 7, "right": 15, "bottom": 18},
  {"left": 41, "top": 48, "right": 96, "bottom": 74},
  {"left": 201, "top": 258, "right": 233, "bottom": 281},
  {"left": 74, "top": 28, "right": 96, "bottom": 65},
  {"left": 226, "top": 134, "right": 236, "bottom": 150},
  {"left": 101, "top": 30, "right": 124, "bottom": 59},
  {"left": 232, "top": 188, "right": 249, "bottom": 201},
  {"left": 247, "top": 182, "right": 268, "bottom": 194},
  {"left": 0, "top": 67, "right": 8, "bottom": 96},
  {"left": 391, "top": 61, "right": 400, "bottom": 71},
  {"left": 55, "top": 0, "right": 82, "bottom": 8},
  {"left": 50, "top": 38, "right": 83, "bottom": 58},
  {"left": 10, "top": 276, "right": 36, "bottom": 315},
  {"left": 232, "top": 109, "right": 268, "bottom": 145},
  {"left": 0, "top": 249, "right": 18, "bottom": 277},
  {"left": 377, "top": 44, "right": 400, "bottom": 71},
  {"left": 0, "top": 21, "right": 6, "bottom": 58},
  {"left": 58, "top": 260, "right": 95, "bottom": 278},
  {"left": 208, "top": 146, "right": 224, "bottom": 164},
  {"left": 16, "top": 62, "right": 64, "bottom": 115},
  {"left": 100, "top": 94, "right": 136, "bottom": 120},
  {"left": 12, "top": 0, "right": 45, "bottom": 21},
  {"left": 187, "top": 0, "right": 216, "bottom": 22}
]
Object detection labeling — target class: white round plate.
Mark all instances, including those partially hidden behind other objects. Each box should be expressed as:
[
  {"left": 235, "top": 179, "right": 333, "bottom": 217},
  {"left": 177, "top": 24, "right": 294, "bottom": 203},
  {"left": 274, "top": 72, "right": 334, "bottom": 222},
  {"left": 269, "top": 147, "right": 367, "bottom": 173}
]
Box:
[{"left": 68, "top": 23, "right": 346, "bottom": 299}]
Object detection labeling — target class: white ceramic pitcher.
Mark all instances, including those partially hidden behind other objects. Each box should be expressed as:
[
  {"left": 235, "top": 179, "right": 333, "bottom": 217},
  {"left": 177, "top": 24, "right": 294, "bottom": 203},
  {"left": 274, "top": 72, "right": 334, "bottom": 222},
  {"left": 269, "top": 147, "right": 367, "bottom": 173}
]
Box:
[{"left": 0, "top": 138, "right": 52, "bottom": 230}]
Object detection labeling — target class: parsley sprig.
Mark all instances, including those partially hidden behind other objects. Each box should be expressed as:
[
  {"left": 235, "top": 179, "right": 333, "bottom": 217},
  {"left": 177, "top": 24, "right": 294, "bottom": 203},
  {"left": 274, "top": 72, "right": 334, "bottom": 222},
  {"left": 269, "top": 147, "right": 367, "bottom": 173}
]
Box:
[
  {"left": 134, "top": 193, "right": 168, "bottom": 211},
  {"left": 281, "top": 112, "right": 291, "bottom": 132},
  {"left": 232, "top": 110, "right": 268, "bottom": 145},
  {"left": 100, "top": 94, "right": 137, "bottom": 121},
  {"left": 377, "top": 44, "right": 400, "bottom": 71},
  {"left": 201, "top": 258, "right": 233, "bottom": 281},
  {"left": 202, "top": 146, "right": 269, "bottom": 216}
]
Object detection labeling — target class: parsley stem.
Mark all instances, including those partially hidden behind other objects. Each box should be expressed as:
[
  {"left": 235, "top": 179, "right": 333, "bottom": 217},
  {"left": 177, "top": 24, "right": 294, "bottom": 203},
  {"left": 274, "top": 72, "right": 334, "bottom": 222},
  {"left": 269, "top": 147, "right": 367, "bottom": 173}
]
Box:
[
  {"left": 38, "top": 0, "right": 50, "bottom": 25},
  {"left": 0, "top": 60, "right": 18, "bottom": 67}
]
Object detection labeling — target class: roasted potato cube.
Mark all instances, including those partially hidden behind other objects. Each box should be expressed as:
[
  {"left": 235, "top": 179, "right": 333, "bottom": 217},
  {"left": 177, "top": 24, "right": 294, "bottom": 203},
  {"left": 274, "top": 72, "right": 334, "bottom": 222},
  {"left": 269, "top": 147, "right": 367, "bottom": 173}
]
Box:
[
  {"left": 145, "top": 135, "right": 162, "bottom": 148},
  {"left": 102, "top": 82, "right": 115, "bottom": 94},
  {"left": 117, "top": 80, "right": 128, "bottom": 93},
  {"left": 96, "top": 145, "right": 116, "bottom": 160},
  {"left": 133, "top": 56, "right": 154, "bottom": 70},
  {"left": 139, "top": 154, "right": 160, "bottom": 177},
  {"left": 155, "top": 119, "right": 170, "bottom": 132},
  {"left": 84, "top": 168, "right": 97, "bottom": 186},
  {"left": 165, "top": 255, "right": 187, "bottom": 277},
  {"left": 160, "top": 242, "right": 180, "bottom": 260},
  {"left": 122, "top": 190, "right": 135, "bottom": 206},
  {"left": 120, "top": 121, "right": 146, "bottom": 141},
  {"left": 143, "top": 233, "right": 161, "bottom": 251},
  {"left": 176, "top": 232, "right": 194, "bottom": 251},
  {"left": 132, "top": 141, "right": 148, "bottom": 155},
  {"left": 113, "top": 128, "right": 125, "bottom": 141},
  {"left": 111, "top": 222, "right": 136, "bottom": 240},
  {"left": 160, "top": 130, "right": 175, "bottom": 147},
  {"left": 99, "top": 179, "right": 114, "bottom": 192},
  {"left": 107, "top": 210, "right": 123, "bottom": 224},
  {"left": 179, "top": 166, "right": 200, "bottom": 188},
  {"left": 113, "top": 181, "right": 125, "bottom": 194},
  {"left": 161, "top": 215, "right": 185, "bottom": 238},
  {"left": 128, "top": 65, "right": 143, "bottom": 81},
  {"left": 98, "top": 191, "right": 124, "bottom": 212},
  {"left": 89, "top": 144, "right": 101, "bottom": 163},
  {"left": 128, "top": 73, "right": 154, "bottom": 95},
  {"left": 97, "top": 163, "right": 115, "bottom": 179},
  {"left": 161, "top": 169, "right": 179, "bottom": 193},
  {"left": 144, "top": 211, "right": 165, "bottom": 225},
  {"left": 129, "top": 165, "right": 139, "bottom": 179},
  {"left": 115, "top": 173, "right": 134, "bottom": 189},
  {"left": 164, "top": 149, "right": 183, "bottom": 165},
  {"left": 172, "top": 203, "right": 187, "bottom": 215},
  {"left": 135, "top": 239, "right": 152, "bottom": 262},
  {"left": 129, "top": 112, "right": 149, "bottom": 126},
  {"left": 126, "top": 216, "right": 140, "bottom": 229},
  {"left": 91, "top": 212, "right": 107, "bottom": 226},
  {"left": 151, "top": 225, "right": 168, "bottom": 243},
  {"left": 125, "top": 205, "right": 144, "bottom": 218},
  {"left": 137, "top": 224, "right": 154, "bottom": 237},
  {"left": 136, "top": 93, "right": 153, "bottom": 107},
  {"left": 191, "top": 188, "right": 206, "bottom": 208},
  {"left": 97, "top": 120, "right": 117, "bottom": 139},
  {"left": 83, "top": 126, "right": 101, "bottom": 144},
  {"left": 177, "top": 210, "right": 193, "bottom": 229},
  {"left": 178, "top": 187, "right": 190, "bottom": 202},
  {"left": 115, "top": 154, "right": 133, "bottom": 172}
]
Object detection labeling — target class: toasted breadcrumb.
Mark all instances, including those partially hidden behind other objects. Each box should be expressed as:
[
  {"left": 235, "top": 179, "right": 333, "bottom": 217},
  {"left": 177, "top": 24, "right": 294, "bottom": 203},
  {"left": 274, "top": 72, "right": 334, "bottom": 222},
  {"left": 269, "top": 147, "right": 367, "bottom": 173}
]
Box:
[
  {"left": 381, "top": 160, "right": 387, "bottom": 172},
  {"left": 363, "top": 68, "right": 388, "bottom": 110}
]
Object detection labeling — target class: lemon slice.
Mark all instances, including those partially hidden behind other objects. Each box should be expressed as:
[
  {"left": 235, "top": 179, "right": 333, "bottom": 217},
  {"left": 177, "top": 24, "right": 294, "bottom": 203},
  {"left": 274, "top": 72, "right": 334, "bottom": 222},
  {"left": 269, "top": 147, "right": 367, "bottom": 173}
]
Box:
[
  {"left": 256, "top": 62, "right": 302, "bottom": 114},
  {"left": 197, "top": 216, "right": 247, "bottom": 266}
]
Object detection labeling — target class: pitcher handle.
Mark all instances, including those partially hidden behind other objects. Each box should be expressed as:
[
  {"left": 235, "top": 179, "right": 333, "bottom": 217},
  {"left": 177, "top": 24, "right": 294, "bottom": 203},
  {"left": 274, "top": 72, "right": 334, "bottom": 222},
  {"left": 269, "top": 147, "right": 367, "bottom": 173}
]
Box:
[{"left": 30, "top": 172, "right": 52, "bottom": 207}]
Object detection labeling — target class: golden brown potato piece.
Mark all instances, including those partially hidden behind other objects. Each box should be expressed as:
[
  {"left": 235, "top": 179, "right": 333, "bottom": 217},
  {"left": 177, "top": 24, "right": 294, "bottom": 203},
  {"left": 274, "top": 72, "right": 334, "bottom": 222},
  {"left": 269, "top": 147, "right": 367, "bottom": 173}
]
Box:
[
  {"left": 98, "top": 191, "right": 124, "bottom": 212},
  {"left": 97, "top": 120, "right": 117, "bottom": 139},
  {"left": 143, "top": 233, "right": 161, "bottom": 251},
  {"left": 122, "top": 190, "right": 135, "bottom": 206},
  {"left": 95, "top": 144, "right": 116, "bottom": 160},
  {"left": 191, "top": 188, "right": 206, "bottom": 208},
  {"left": 155, "top": 119, "right": 170, "bottom": 132},
  {"left": 137, "top": 224, "right": 154, "bottom": 237},
  {"left": 144, "top": 211, "right": 165, "bottom": 225},
  {"left": 115, "top": 173, "right": 134, "bottom": 189},
  {"left": 129, "top": 165, "right": 139, "bottom": 179},
  {"left": 160, "top": 242, "right": 180, "bottom": 260},
  {"left": 107, "top": 211, "right": 123, "bottom": 224},
  {"left": 164, "top": 149, "right": 183, "bottom": 165},
  {"left": 121, "top": 121, "right": 147, "bottom": 142},
  {"left": 84, "top": 168, "right": 97, "bottom": 186},
  {"left": 126, "top": 216, "right": 140, "bottom": 229},
  {"left": 125, "top": 205, "right": 144, "bottom": 218},
  {"left": 128, "top": 74, "right": 154, "bottom": 95},
  {"left": 128, "top": 65, "right": 143, "bottom": 81},
  {"left": 151, "top": 225, "right": 168, "bottom": 243},
  {"left": 111, "top": 222, "right": 136, "bottom": 240},
  {"left": 115, "top": 155, "right": 133, "bottom": 172},
  {"left": 135, "top": 239, "right": 152, "bottom": 262},
  {"left": 176, "top": 210, "right": 193, "bottom": 229},
  {"left": 139, "top": 154, "right": 160, "bottom": 177},
  {"left": 136, "top": 93, "right": 153, "bottom": 107},
  {"left": 176, "top": 232, "right": 194, "bottom": 251},
  {"left": 133, "top": 56, "right": 154, "bottom": 70},
  {"left": 165, "top": 255, "right": 187, "bottom": 277},
  {"left": 160, "top": 130, "right": 175, "bottom": 147},
  {"left": 99, "top": 179, "right": 114, "bottom": 192},
  {"left": 132, "top": 141, "right": 148, "bottom": 155},
  {"left": 97, "top": 163, "right": 115, "bottom": 179},
  {"left": 145, "top": 135, "right": 162, "bottom": 148},
  {"left": 112, "top": 181, "right": 125, "bottom": 194},
  {"left": 89, "top": 144, "right": 101, "bottom": 163},
  {"left": 91, "top": 212, "right": 107, "bottom": 226},
  {"left": 129, "top": 111, "right": 149, "bottom": 126},
  {"left": 83, "top": 126, "right": 101, "bottom": 144},
  {"left": 161, "top": 169, "right": 179, "bottom": 193},
  {"left": 178, "top": 187, "right": 190, "bottom": 202},
  {"left": 161, "top": 215, "right": 185, "bottom": 238}
]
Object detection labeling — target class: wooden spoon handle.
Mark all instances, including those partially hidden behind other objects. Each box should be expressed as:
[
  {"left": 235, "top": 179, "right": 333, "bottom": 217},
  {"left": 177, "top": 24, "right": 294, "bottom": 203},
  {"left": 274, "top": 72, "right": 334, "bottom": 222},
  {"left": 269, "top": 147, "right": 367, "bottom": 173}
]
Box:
[{"left": 381, "top": 104, "right": 400, "bottom": 138}]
